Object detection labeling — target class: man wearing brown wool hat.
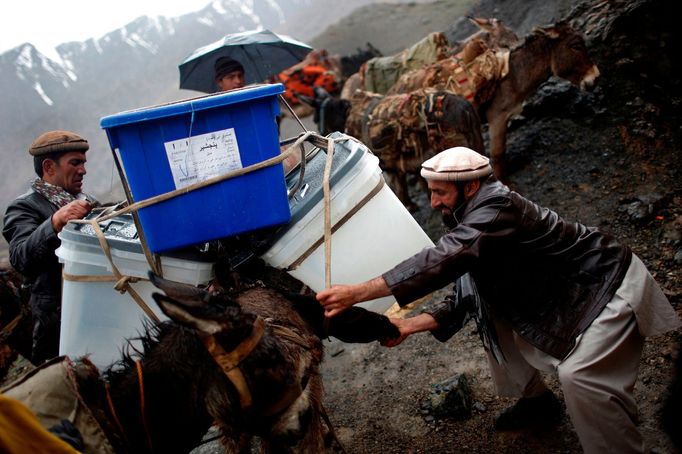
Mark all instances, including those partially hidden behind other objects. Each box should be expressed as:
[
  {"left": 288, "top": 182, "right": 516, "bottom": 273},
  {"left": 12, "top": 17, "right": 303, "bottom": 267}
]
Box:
[
  {"left": 3, "top": 130, "right": 94, "bottom": 364},
  {"left": 317, "top": 146, "right": 681, "bottom": 453},
  {"left": 214, "top": 56, "right": 246, "bottom": 91}
]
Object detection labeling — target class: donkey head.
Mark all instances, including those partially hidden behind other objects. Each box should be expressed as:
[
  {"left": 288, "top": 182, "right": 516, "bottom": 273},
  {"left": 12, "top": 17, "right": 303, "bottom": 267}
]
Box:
[
  {"left": 535, "top": 21, "right": 600, "bottom": 90},
  {"left": 469, "top": 16, "right": 519, "bottom": 49},
  {"left": 150, "top": 273, "right": 257, "bottom": 347}
]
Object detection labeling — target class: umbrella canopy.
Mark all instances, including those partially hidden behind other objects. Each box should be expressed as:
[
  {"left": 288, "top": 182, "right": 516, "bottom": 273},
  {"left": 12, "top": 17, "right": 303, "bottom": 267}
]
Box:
[{"left": 179, "top": 28, "right": 313, "bottom": 93}]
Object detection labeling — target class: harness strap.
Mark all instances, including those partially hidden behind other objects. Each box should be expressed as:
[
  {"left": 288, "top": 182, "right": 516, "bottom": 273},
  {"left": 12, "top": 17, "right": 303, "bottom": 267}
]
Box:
[
  {"left": 135, "top": 360, "right": 154, "bottom": 453},
  {"left": 0, "top": 313, "right": 22, "bottom": 343},
  {"left": 320, "top": 404, "right": 348, "bottom": 454},
  {"left": 202, "top": 317, "right": 265, "bottom": 409},
  {"left": 104, "top": 383, "right": 128, "bottom": 446},
  {"left": 287, "top": 177, "right": 385, "bottom": 271}
]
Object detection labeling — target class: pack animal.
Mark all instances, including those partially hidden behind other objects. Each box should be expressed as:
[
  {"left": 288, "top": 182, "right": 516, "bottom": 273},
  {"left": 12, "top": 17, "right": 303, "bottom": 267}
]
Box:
[
  {"left": 386, "top": 21, "right": 599, "bottom": 179},
  {"left": 303, "top": 88, "right": 484, "bottom": 210},
  {"left": 3, "top": 273, "right": 398, "bottom": 453},
  {"left": 0, "top": 264, "right": 31, "bottom": 380},
  {"left": 483, "top": 21, "right": 599, "bottom": 178},
  {"left": 279, "top": 45, "right": 382, "bottom": 120}
]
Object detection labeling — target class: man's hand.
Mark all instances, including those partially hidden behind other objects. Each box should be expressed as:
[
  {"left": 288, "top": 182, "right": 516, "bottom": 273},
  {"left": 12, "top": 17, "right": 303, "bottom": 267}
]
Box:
[
  {"left": 51, "top": 200, "right": 91, "bottom": 233},
  {"left": 380, "top": 317, "right": 411, "bottom": 347},
  {"left": 316, "top": 276, "right": 392, "bottom": 318},
  {"left": 380, "top": 313, "right": 440, "bottom": 348},
  {"left": 316, "top": 284, "right": 359, "bottom": 318}
]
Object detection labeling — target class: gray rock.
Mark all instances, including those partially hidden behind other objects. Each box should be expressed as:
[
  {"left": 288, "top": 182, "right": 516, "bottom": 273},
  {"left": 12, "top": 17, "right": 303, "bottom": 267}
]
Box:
[{"left": 426, "top": 373, "right": 472, "bottom": 420}]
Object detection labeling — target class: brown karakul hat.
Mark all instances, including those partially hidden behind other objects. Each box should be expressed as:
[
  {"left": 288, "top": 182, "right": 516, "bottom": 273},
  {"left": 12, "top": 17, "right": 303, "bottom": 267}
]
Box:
[
  {"left": 29, "top": 130, "right": 89, "bottom": 156},
  {"left": 420, "top": 147, "right": 492, "bottom": 182}
]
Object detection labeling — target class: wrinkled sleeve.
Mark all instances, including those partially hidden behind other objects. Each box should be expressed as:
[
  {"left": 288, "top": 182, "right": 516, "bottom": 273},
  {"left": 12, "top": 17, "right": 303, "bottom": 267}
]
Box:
[
  {"left": 3, "top": 200, "right": 59, "bottom": 279},
  {"left": 382, "top": 197, "right": 513, "bottom": 307}
]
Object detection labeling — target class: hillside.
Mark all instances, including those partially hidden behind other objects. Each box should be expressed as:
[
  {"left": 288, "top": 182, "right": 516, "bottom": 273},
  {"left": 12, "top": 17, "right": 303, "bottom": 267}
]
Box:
[{"left": 316, "top": 0, "right": 682, "bottom": 452}]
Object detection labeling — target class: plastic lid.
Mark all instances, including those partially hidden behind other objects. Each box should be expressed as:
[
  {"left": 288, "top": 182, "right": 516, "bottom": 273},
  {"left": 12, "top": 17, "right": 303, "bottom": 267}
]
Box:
[
  {"left": 100, "top": 83, "right": 284, "bottom": 129},
  {"left": 60, "top": 209, "right": 216, "bottom": 262},
  {"left": 280, "top": 132, "right": 366, "bottom": 229}
]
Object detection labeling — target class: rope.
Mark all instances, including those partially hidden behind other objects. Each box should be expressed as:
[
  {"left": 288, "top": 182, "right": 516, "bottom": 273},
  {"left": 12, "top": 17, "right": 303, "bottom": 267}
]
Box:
[
  {"left": 135, "top": 360, "right": 154, "bottom": 453},
  {"left": 66, "top": 131, "right": 358, "bottom": 328},
  {"left": 287, "top": 178, "right": 385, "bottom": 271},
  {"left": 67, "top": 218, "right": 160, "bottom": 323},
  {"left": 104, "top": 383, "right": 128, "bottom": 446}
]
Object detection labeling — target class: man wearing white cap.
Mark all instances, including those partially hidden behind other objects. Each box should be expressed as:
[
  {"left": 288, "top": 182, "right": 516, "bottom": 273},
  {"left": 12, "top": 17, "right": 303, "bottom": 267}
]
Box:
[{"left": 317, "top": 146, "right": 680, "bottom": 453}]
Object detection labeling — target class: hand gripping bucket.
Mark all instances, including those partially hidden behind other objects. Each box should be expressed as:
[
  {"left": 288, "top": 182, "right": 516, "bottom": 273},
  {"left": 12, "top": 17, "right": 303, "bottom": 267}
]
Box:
[{"left": 262, "top": 133, "right": 434, "bottom": 313}]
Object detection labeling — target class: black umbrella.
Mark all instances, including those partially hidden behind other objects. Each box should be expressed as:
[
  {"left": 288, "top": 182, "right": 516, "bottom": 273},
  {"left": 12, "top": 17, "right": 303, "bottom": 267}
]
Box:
[{"left": 179, "top": 28, "right": 313, "bottom": 93}]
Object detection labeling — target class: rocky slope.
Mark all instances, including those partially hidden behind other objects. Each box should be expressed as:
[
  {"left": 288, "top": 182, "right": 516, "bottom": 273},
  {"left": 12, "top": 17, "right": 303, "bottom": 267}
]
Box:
[{"left": 319, "top": 0, "right": 681, "bottom": 452}]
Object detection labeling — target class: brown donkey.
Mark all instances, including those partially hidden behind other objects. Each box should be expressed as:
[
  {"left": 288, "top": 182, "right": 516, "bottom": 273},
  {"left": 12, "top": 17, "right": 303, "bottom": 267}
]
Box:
[
  {"left": 3, "top": 272, "right": 398, "bottom": 453},
  {"left": 479, "top": 21, "right": 599, "bottom": 178}
]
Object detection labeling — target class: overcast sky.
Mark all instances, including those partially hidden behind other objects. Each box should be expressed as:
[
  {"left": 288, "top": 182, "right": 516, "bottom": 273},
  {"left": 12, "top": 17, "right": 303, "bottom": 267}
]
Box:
[{"left": 0, "top": 1, "right": 211, "bottom": 58}]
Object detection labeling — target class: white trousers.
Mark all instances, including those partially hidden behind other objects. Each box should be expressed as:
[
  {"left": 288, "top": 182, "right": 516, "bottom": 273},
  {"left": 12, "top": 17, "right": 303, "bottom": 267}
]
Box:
[{"left": 486, "top": 255, "right": 681, "bottom": 454}]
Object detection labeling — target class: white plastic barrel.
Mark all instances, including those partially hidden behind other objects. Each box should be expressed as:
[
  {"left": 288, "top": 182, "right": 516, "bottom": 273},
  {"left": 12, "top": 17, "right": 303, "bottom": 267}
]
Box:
[
  {"left": 56, "top": 215, "right": 214, "bottom": 368},
  {"left": 262, "top": 134, "right": 434, "bottom": 313}
]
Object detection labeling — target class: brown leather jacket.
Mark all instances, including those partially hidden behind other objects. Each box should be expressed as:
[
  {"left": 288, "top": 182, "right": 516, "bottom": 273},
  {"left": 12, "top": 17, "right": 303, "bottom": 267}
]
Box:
[{"left": 383, "top": 178, "right": 632, "bottom": 359}]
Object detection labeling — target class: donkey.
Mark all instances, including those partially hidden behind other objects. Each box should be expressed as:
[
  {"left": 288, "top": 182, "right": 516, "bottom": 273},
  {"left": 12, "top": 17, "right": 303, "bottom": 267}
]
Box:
[
  {"left": 302, "top": 87, "right": 485, "bottom": 210},
  {"left": 481, "top": 21, "right": 600, "bottom": 178},
  {"left": 385, "top": 22, "right": 599, "bottom": 179},
  {"left": 4, "top": 272, "right": 398, "bottom": 453},
  {"left": 0, "top": 263, "right": 32, "bottom": 380}
]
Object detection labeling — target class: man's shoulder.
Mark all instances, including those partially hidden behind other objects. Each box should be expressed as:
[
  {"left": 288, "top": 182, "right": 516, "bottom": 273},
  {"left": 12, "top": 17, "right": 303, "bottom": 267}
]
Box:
[
  {"left": 6, "top": 190, "right": 53, "bottom": 216},
  {"left": 473, "top": 179, "right": 513, "bottom": 205}
]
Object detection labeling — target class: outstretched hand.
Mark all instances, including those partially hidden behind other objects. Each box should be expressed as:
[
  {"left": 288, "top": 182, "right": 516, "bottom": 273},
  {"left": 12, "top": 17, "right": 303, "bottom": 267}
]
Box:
[
  {"left": 380, "top": 317, "right": 411, "bottom": 347},
  {"left": 379, "top": 313, "right": 440, "bottom": 348}
]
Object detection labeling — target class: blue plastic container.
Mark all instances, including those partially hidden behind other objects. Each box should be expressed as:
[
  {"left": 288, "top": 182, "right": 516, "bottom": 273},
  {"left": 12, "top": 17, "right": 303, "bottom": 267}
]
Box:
[{"left": 100, "top": 84, "right": 289, "bottom": 253}]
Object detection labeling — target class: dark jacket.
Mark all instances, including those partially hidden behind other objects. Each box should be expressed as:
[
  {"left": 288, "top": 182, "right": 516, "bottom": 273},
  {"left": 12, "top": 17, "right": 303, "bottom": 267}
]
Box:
[
  {"left": 383, "top": 178, "right": 631, "bottom": 359},
  {"left": 3, "top": 189, "right": 62, "bottom": 337}
]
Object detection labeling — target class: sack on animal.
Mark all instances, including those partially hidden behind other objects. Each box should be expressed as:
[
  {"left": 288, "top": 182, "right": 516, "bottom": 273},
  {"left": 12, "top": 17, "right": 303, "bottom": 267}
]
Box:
[
  {"left": 363, "top": 32, "right": 450, "bottom": 94},
  {"left": 386, "top": 47, "right": 511, "bottom": 105}
]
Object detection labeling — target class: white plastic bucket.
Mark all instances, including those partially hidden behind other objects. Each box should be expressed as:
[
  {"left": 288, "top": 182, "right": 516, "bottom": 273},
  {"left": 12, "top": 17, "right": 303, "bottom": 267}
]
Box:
[
  {"left": 262, "top": 135, "right": 434, "bottom": 313},
  {"left": 56, "top": 215, "right": 214, "bottom": 368}
]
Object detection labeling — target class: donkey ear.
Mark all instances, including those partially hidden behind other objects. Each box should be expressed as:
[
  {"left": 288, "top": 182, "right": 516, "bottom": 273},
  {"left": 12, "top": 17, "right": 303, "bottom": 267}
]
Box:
[
  {"left": 152, "top": 292, "right": 228, "bottom": 335},
  {"left": 468, "top": 17, "right": 492, "bottom": 31},
  {"left": 148, "top": 272, "right": 207, "bottom": 307},
  {"left": 533, "top": 24, "right": 562, "bottom": 39}
]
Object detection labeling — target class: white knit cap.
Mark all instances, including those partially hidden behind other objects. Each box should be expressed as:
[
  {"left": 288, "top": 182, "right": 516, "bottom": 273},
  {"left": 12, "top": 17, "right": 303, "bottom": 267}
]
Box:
[{"left": 420, "top": 147, "right": 492, "bottom": 181}]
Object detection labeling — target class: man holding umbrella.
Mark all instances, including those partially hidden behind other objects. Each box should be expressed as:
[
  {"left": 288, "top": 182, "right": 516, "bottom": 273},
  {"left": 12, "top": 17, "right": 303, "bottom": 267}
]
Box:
[
  {"left": 214, "top": 56, "right": 245, "bottom": 92},
  {"left": 179, "top": 29, "right": 312, "bottom": 94}
]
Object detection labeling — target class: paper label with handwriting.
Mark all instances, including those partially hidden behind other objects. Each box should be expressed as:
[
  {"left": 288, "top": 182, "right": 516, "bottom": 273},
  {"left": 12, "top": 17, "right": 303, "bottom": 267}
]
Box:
[{"left": 164, "top": 128, "right": 242, "bottom": 189}]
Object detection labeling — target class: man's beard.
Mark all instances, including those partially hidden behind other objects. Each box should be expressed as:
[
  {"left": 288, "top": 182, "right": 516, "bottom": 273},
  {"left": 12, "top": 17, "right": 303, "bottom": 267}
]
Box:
[
  {"left": 440, "top": 207, "right": 457, "bottom": 229},
  {"left": 440, "top": 191, "right": 466, "bottom": 229}
]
